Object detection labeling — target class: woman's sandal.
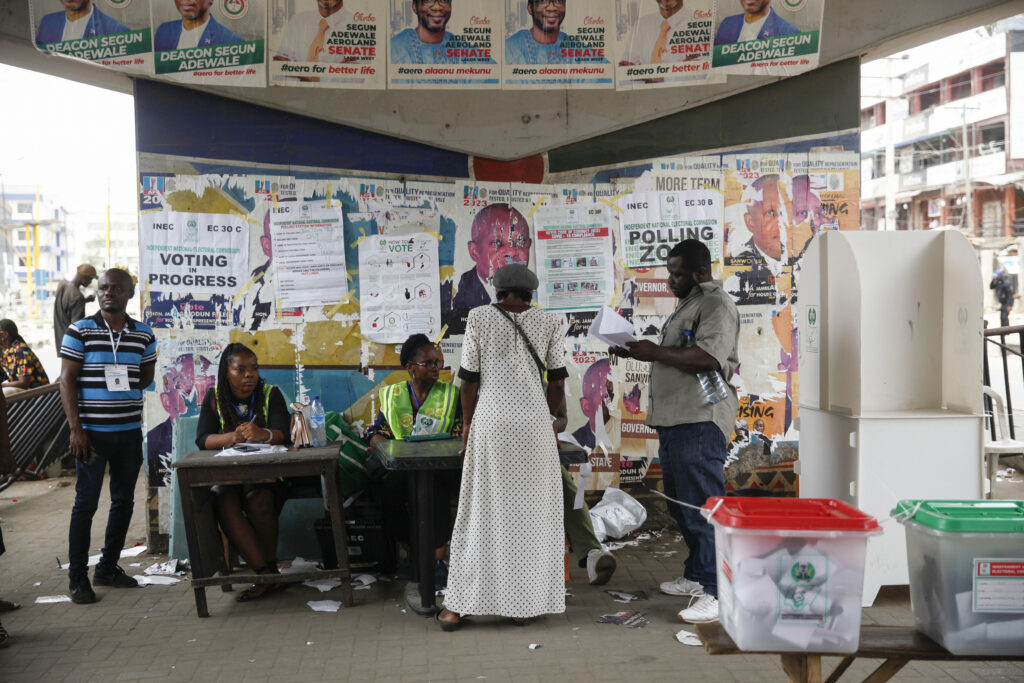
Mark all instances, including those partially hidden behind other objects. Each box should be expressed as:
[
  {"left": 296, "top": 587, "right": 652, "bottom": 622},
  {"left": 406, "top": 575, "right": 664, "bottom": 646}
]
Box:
[
  {"left": 236, "top": 566, "right": 281, "bottom": 602},
  {"left": 0, "top": 622, "right": 9, "bottom": 649},
  {"left": 0, "top": 600, "right": 20, "bottom": 614},
  {"left": 435, "top": 608, "right": 461, "bottom": 632},
  {"left": 510, "top": 617, "right": 534, "bottom": 627}
]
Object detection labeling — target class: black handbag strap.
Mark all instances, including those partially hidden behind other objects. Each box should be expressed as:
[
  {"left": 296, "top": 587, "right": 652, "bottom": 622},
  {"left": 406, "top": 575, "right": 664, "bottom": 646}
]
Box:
[{"left": 491, "top": 305, "right": 546, "bottom": 384}]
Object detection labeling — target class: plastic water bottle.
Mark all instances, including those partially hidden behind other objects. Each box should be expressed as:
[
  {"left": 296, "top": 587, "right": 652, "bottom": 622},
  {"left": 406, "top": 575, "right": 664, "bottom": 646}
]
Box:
[
  {"left": 309, "top": 395, "right": 327, "bottom": 448},
  {"left": 684, "top": 331, "right": 729, "bottom": 405}
]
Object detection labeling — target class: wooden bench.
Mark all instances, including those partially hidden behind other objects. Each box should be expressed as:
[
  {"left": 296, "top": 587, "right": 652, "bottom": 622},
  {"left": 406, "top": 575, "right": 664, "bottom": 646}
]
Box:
[{"left": 695, "top": 621, "right": 1024, "bottom": 683}]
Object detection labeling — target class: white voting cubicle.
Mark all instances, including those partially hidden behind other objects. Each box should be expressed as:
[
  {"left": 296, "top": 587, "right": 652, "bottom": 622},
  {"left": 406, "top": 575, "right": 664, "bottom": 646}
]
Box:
[{"left": 797, "top": 230, "right": 984, "bottom": 605}]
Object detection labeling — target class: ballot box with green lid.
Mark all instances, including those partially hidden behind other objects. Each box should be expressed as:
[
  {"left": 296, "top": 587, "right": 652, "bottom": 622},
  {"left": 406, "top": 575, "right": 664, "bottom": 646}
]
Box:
[
  {"left": 893, "top": 499, "right": 1024, "bottom": 655},
  {"left": 703, "top": 496, "right": 881, "bottom": 653}
]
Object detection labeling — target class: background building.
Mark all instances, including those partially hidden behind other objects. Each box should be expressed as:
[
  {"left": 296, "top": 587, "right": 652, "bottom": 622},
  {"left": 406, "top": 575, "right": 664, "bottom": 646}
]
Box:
[
  {"left": 0, "top": 185, "right": 70, "bottom": 321},
  {"left": 861, "top": 18, "right": 1024, "bottom": 238}
]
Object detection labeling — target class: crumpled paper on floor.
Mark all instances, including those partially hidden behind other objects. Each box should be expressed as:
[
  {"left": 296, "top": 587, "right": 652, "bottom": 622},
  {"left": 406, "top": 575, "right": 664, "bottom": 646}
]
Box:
[{"left": 307, "top": 600, "right": 342, "bottom": 612}]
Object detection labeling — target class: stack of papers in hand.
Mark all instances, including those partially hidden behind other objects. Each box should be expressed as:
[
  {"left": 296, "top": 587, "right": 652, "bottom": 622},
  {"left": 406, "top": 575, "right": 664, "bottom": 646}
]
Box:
[
  {"left": 215, "top": 444, "right": 288, "bottom": 457},
  {"left": 588, "top": 306, "right": 637, "bottom": 347}
]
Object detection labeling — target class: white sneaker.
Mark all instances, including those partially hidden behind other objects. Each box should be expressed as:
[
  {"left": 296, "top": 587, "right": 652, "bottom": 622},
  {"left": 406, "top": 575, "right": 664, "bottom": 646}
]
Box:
[
  {"left": 660, "top": 576, "right": 704, "bottom": 597},
  {"left": 678, "top": 593, "right": 719, "bottom": 624},
  {"left": 586, "top": 549, "right": 616, "bottom": 585}
]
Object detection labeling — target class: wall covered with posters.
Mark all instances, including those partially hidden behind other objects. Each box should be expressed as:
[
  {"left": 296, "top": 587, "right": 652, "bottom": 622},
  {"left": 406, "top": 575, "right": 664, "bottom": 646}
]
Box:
[{"left": 134, "top": 82, "right": 859, "bottom": 547}]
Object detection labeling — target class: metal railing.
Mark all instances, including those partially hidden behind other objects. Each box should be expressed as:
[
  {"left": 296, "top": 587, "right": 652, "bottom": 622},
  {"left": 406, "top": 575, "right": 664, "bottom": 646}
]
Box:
[
  {"left": 982, "top": 323, "right": 1024, "bottom": 440},
  {"left": 0, "top": 383, "right": 69, "bottom": 492}
]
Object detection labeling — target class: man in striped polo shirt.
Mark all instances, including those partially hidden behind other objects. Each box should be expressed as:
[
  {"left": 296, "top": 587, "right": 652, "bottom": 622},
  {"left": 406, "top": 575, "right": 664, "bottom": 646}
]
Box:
[{"left": 59, "top": 269, "right": 157, "bottom": 604}]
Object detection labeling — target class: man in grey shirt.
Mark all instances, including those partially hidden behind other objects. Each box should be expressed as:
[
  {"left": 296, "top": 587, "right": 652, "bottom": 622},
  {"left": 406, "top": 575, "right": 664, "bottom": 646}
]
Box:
[
  {"left": 612, "top": 239, "right": 739, "bottom": 624},
  {"left": 53, "top": 264, "right": 97, "bottom": 349}
]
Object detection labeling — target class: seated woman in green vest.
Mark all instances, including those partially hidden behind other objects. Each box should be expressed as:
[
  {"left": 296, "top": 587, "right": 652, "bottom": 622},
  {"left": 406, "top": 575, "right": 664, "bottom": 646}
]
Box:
[
  {"left": 366, "top": 334, "right": 461, "bottom": 579},
  {"left": 195, "top": 343, "right": 291, "bottom": 602}
]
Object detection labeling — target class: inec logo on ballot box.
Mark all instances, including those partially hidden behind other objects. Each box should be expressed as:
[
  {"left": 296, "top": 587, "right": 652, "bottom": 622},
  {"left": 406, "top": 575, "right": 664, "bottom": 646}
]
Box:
[
  {"left": 791, "top": 561, "right": 816, "bottom": 582},
  {"left": 223, "top": 0, "right": 247, "bottom": 19},
  {"left": 781, "top": 0, "right": 807, "bottom": 10},
  {"left": 184, "top": 219, "right": 199, "bottom": 243},
  {"left": 105, "top": 0, "right": 132, "bottom": 8}
]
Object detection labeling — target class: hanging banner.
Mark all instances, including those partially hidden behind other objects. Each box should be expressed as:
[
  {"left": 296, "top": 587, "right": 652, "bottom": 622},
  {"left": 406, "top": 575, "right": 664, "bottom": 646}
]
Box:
[
  {"left": 151, "top": 0, "right": 266, "bottom": 85},
  {"left": 388, "top": 0, "right": 500, "bottom": 89},
  {"left": 268, "top": 0, "right": 385, "bottom": 89},
  {"left": 502, "top": 0, "right": 613, "bottom": 89},
  {"left": 269, "top": 202, "right": 348, "bottom": 309},
  {"left": 614, "top": 0, "right": 719, "bottom": 90},
  {"left": 31, "top": 0, "right": 153, "bottom": 71},
  {"left": 711, "top": 0, "right": 823, "bottom": 76},
  {"left": 619, "top": 189, "right": 723, "bottom": 269},
  {"left": 359, "top": 233, "right": 442, "bottom": 343},
  {"left": 534, "top": 203, "right": 614, "bottom": 311},
  {"left": 140, "top": 211, "right": 249, "bottom": 295}
]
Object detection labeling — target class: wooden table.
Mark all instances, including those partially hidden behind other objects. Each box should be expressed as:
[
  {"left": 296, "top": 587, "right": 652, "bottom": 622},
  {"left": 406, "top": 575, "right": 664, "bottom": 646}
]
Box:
[
  {"left": 695, "top": 621, "right": 1024, "bottom": 682},
  {"left": 173, "top": 445, "right": 353, "bottom": 617},
  {"left": 369, "top": 438, "right": 587, "bottom": 615}
]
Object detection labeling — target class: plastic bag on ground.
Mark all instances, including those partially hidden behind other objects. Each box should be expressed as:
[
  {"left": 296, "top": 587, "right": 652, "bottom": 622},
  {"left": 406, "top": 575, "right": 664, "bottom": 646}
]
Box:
[{"left": 589, "top": 487, "right": 647, "bottom": 542}]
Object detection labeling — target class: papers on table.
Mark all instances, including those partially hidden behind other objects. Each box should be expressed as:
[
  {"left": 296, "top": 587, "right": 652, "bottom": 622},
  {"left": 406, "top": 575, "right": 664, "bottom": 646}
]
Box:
[
  {"left": 588, "top": 306, "right": 637, "bottom": 348},
  {"left": 215, "top": 444, "right": 288, "bottom": 457}
]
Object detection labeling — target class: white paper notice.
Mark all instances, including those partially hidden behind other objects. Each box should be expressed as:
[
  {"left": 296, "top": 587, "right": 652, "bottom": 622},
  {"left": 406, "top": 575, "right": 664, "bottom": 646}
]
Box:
[
  {"left": 270, "top": 203, "right": 348, "bottom": 308},
  {"left": 619, "top": 190, "right": 722, "bottom": 269},
  {"left": 973, "top": 559, "right": 1024, "bottom": 612},
  {"left": 140, "top": 211, "right": 249, "bottom": 295},
  {"left": 534, "top": 203, "right": 615, "bottom": 312},
  {"left": 588, "top": 307, "right": 637, "bottom": 347},
  {"left": 358, "top": 233, "right": 441, "bottom": 343}
]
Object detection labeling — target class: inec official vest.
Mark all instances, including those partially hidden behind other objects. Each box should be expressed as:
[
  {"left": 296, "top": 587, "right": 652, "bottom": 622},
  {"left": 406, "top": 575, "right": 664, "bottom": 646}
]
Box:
[
  {"left": 215, "top": 383, "right": 276, "bottom": 431},
  {"left": 378, "top": 381, "right": 459, "bottom": 440}
]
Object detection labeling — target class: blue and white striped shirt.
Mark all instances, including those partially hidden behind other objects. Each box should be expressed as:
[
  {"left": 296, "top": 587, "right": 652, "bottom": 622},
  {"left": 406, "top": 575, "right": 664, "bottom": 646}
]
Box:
[{"left": 60, "top": 312, "right": 157, "bottom": 432}]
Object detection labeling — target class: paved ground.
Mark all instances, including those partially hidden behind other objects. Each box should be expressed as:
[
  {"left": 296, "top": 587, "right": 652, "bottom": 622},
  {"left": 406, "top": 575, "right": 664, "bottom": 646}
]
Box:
[{"left": 1, "top": 476, "right": 1023, "bottom": 682}]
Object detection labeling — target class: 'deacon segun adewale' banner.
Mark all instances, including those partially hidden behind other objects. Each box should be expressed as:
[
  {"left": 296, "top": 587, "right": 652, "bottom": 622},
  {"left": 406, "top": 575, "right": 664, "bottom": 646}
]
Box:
[
  {"left": 711, "top": 0, "right": 823, "bottom": 76},
  {"left": 31, "top": 0, "right": 152, "bottom": 71},
  {"left": 151, "top": 0, "right": 266, "bottom": 85},
  {"left": 268, "top": 0, "right": 386, "bottom": 89},
  {"left": 388, "top": 0, "right": 500, "bottom": 89},
  {"left": 614, "top": 0, "right": 722, "bottom": 91},
  {"left": 502, "top": 0, "right": 613, "bottom": 89},
  {"left": 140, "top": 210, "right": 249, "bottom": 295}
]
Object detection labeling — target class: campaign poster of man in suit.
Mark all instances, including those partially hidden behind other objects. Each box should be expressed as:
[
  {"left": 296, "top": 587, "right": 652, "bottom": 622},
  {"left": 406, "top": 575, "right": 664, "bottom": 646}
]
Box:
[
  {"left": 711, "top": 0, "right": 823, "bottom": 76},
  {"left": 33, "top": 0, "right": 151, "bottom": 69}
]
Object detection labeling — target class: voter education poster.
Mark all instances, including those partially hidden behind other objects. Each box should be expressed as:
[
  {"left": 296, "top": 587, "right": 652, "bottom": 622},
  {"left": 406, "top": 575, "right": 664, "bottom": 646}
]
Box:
[
  {"left": 614, "top": 0, "right": 721, "bottom": 90},
  {"left": 502, "top": 0, "right": 613, "bottom": 90},
  {"left": 358, "top": 233, "right": 442, "bottom": 344},
  {"left": 140, "top": 211, "right": 249, "bottom": 295},
  {"left": 388, "top": 0, "right": 500, "bottom": 89},
  {"left": 268, "top": 0, "right": 385, "bottom": 89},
  {"left": 151, "top": 0, "right": 266, "bottom": 85},
  {"left": 711, "top": 0, "right": 823, "bottom": 76},
  {"left": 31, "top": 0, "right": 152, "bottom": 71},
  {"left": 619, "top": 189, "right": 723, "bottom": 269},
  {"left": 534, "top": 203, "right": 614, "bottom": 312}
]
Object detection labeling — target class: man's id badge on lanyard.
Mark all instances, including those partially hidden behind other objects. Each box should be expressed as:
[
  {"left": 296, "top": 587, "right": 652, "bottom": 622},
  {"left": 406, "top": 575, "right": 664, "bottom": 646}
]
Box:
[{"left": 105, "top": 365, "right": 130, "bottom": 392}]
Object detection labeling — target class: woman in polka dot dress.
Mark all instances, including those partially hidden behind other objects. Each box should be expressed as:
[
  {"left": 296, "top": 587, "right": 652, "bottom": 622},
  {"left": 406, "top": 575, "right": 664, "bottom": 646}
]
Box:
[{"left": 438, "top": 265, "right": 569, "bottom": 629}]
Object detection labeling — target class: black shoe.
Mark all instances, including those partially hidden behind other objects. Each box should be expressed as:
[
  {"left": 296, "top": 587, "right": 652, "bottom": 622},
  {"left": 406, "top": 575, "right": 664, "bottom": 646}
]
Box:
[
  {"left": 69, "top": 575, "right": 97, "bottom": 604},
  {"left": 93, "top": 564, "right": 139, "bottom": 588}
]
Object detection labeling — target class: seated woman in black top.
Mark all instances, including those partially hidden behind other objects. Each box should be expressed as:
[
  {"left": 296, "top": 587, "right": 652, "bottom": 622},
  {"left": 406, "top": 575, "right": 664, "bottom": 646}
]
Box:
[{"left": 195, "top": 343, "right": 291, "bottom": 601}]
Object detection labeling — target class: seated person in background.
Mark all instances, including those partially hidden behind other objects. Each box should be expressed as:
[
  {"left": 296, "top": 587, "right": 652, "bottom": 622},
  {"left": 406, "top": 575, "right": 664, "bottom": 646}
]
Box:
[
  {"left": 366, "top": 333, "right": 460, "bottom": 583},
  {"left": 195, "top": 343, "right": 291, "bottom": 602},
  {"left": 0, "top": 319, "right": 50, "bottom": 395}
]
